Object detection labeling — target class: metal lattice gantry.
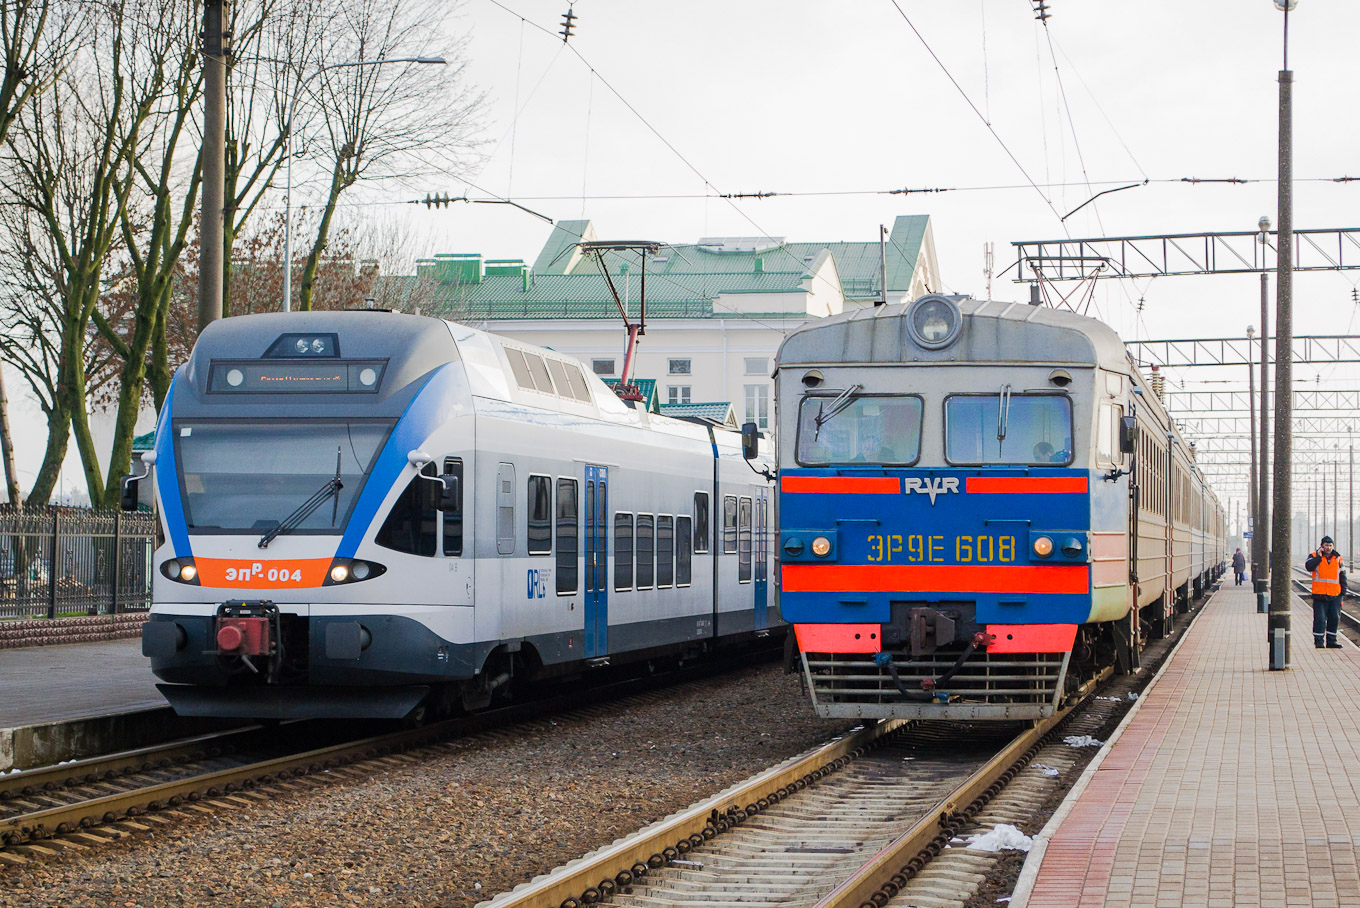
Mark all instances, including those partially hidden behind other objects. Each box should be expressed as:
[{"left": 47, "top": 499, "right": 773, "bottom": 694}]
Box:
[
  {"left": 1160, "top": 389, "right": 1360, "bottom": 412},
  {"left": 1128, "top": 336, "right": 1360, "bottom": 369},
  {"left": 1012, "top": 228, "right": 1360, "bottom": 282},
  {"left": 1169, "top": 415, "right": 1359, "bottom": 437}
]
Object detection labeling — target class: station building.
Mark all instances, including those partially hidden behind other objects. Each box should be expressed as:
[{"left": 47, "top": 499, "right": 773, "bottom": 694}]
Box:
[{"left": 387, "top": 214, "right": 942, "bottom": 439}]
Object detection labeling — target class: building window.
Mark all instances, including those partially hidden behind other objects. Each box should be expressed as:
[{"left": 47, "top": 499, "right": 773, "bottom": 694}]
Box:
[
  {"left": 668, "top": 358, "right": 691, "bottom": 375},
  {"left": 592, "top": 359, "right": 615, "bottom": 376},
  {"left": 744, "top": 357, "right": 768, "bottom": 376},
  {"left": 744, "top": 384, "right": 770, "bottom": 429},
  {"left": 667, "top": 385, "right": 691, "bottom": 405}
]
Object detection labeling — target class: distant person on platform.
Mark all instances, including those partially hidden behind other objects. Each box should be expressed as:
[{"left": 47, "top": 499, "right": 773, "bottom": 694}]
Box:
[
  {"left": 1232, "top": 548, "right": 1247, "bottom": 585},
  {"left": 1305, "top": 536, "right": 1346, "bottom": 649}
]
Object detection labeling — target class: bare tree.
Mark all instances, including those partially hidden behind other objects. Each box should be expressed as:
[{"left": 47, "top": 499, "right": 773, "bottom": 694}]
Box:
[
  {"left": 293, "top": 0, "right": 484, "bottom": 310},
  {"left": 0, "top": 0, "right": 184, "bottom": 507}
]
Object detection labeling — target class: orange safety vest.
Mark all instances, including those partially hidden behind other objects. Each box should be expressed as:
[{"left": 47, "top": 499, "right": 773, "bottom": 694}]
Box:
[{"left": 1311, "top": 552, "right": 1343, "bottom": 596}]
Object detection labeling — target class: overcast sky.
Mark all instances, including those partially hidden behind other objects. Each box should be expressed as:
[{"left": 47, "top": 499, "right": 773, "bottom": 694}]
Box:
[{"left": 10, "top": 0, "right": 1360, "bottom": 507}]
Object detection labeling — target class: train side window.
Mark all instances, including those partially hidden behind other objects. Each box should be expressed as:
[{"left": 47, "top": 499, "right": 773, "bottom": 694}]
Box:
[
  {"left": 1097, "top": 404, "right": 1123, "bottom": 465},
  {"left": 376, "top": 463, "right": 437, "bottom": 557},
  {"left": 723, "top": 496, "right": 737, "bottom": 554},
  {"left": 657, "top": 516, "right": 674, "bottom": 588},
  {"left": 737, "top": 497, "right": 753, "bottom": 583},
  {"left": 693, "top": 492, "right": 710, "bottom": 553},
  {"left": 556, "top": 478, "right": 578, "bottom": 595},
  {"left": 523, "top": 353, "right": 556, "bottom": 394},
  {"left": 505, "top": 348, "right": 535, "bottom": 391},
  {"left": 636, "top": 514, "right": 655, "bottom": 589},
  {"left": 527, "top": 475, "right": 552, "bottom": 555},
  {"left": 442, "top": 457, "right": 463, "bottom": 556},
  {"left": 564, "top": 364, "right": 592, "bottom": 401},
  {"left": 497, "top": 463, "right": 516, "bottom": 555},
  {"left": 614, "top": 513, "right": 634, "bottom": 591},
  {"left": 676, "top": 516, "right": 692, "bottom": 587}
]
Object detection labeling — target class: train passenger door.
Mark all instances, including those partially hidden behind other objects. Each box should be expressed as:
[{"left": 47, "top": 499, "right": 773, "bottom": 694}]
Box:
[
  {"left": 584, "top": 465, "right": 608, "bottom": 658},
  {"left": 754, "top": 490, "right": 769, "bottom": 630}
]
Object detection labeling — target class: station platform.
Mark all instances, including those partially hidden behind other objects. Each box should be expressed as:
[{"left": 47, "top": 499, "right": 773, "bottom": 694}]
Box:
[
  {"left": 1015, "top": 583, "right": 1360, "bottom": 908},
  {"left": 0, "top": 637, "right": 164, "bottom": 728}
]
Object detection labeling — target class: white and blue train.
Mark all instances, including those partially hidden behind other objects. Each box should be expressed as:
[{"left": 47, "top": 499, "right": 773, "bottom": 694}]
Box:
[{"left": 136, "top": 311, "right": 777, "bottom": 720}]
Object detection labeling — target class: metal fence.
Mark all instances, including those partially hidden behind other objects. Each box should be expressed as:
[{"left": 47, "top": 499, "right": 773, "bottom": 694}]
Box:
[{"left": 0, "top": 508, "right": 157, "bottom": 620}]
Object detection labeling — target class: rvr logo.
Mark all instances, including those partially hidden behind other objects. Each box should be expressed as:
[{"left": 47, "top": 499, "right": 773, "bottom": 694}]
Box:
[{"left": 904, "top": 476, "right": 961, "bottom": 505}]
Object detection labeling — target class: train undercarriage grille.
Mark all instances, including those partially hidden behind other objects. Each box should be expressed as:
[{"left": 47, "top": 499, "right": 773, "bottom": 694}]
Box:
[{"left": 801, "top": 648, "right": 1071, "bottom": 721}]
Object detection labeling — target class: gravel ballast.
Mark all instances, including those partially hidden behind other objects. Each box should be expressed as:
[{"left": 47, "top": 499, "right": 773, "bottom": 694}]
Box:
[{"left": 0, "top": 662, "right": 847, "bottom": 908}]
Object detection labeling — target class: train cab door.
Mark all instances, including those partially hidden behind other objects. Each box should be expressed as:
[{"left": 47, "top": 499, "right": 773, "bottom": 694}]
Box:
[
  {"left": 584, "top": 465, "right": 608, "bottom": 658},
  {"left": 754, "top": 490, "right": 769, "bottom": 630}
]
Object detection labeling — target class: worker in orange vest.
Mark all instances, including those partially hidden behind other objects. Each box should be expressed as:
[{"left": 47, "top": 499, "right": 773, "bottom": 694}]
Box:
[{"left": 1305, "top": 536, "right": 1346, "bottom": 649}]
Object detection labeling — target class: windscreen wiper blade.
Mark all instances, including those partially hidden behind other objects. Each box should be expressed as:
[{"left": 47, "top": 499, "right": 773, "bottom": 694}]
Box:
[
  {"left": 813, "top": 383, "right": 864, "bottom": 439},
  {"left": 258, "top": 448, "right": 344, "bottom": 549}
]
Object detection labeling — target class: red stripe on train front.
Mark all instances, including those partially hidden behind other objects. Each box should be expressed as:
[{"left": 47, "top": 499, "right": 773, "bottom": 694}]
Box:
[
  {"left": 794, "top": 624, "right": 882, "bottom": 653},
  {"left": 781, "top": 563, "right": 1089, "bottom": 595},
  {"left": 985, "top": 624, "right": 1078, "bottom": 653},
  {"left": 965, "top": 476, "right": 1088, "bottom": 494},
  {"left": 780, "top": 476, "right": 900, "bottom": 494}
]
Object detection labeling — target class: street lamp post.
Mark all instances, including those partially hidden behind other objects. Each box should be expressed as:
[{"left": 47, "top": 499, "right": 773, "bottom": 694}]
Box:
[
  {"left": 1268, "top": 0, "right": 1296, "bottom": 670},
  {"left": 281, "top": 56, "right": 445, "bottom": 312}
]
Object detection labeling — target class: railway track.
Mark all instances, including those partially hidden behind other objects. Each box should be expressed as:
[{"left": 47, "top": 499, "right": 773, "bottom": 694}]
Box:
[
  {"left": 0, "top": 651, "right": 776, "bottom": 856},
  {"left": 477, "top": 673, "right": 1111, "bottom": 908},
  {"left": 479, "top": 589, "right": 1213, "bottom": 908}
]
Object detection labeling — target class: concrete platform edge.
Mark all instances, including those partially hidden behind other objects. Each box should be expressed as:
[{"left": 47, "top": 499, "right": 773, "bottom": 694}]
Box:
[
  {"left": 1008, "top": 588, "right": 1214, "bottom": 908},
  {"left": 0, "top": 705, "right": 240, "bottom": 772}
]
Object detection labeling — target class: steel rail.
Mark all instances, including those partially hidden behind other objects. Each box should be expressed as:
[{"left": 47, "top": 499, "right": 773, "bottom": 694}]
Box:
[
  {"left": 814, "top": 668, "right": 1111, "bottom": 908},
  {"left": 480, "top": 669, "right": 1110, "bottom": 908},
  {"left": 2, "top": 651, "right": 778, "bottom": 848}
]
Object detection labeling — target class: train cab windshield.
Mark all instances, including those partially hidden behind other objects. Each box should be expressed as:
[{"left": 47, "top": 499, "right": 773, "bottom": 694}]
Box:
[
  {"left": 173, "top": 419, "right": 393, "bottom": 533},
  {"left": 796, "top": 394, "right": 923, "bottom": 465},
  {"left": 944, "top": 393, "right": 1072, "bottom": 465}
]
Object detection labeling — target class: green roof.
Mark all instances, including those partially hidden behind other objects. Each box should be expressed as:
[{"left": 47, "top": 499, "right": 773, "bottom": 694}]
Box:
[
  {"left": 658, "top": 402, "right": 736, "bottom": 427},
  {"left": 385, "top": 215, "right": 931, "bottom": 320}
]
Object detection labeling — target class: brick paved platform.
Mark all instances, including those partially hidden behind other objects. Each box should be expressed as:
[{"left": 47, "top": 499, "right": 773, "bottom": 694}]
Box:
[
  {"left": 1016, "top": 583, "right": 1360, "bottom": 908},
  {"left": 0, "top": 638, "right": 163, "bottom": 728}
]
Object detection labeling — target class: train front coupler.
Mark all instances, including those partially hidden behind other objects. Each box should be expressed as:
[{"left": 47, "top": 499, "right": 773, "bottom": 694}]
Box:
[{"left": 212, "top": 601, "right": 284, "bottom": 682}]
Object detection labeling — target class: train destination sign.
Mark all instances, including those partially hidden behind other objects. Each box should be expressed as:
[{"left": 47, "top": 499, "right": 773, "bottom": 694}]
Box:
[{"left": 208, "top": 360, "right": 387, "bottom": 393}]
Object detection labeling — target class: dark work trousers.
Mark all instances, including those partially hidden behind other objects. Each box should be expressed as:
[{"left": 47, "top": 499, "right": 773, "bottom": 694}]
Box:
[{"left": 1312, "top": 594, "right": 1341, "bottom": 647}]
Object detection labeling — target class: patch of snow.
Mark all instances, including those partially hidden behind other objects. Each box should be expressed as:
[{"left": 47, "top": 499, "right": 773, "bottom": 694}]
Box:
[
  {"left": 963, "top": 823, "right": 1033, "bottom": 852},
  {"left": 1063, "top": 735, "right": 1104, "bottom": 748}
]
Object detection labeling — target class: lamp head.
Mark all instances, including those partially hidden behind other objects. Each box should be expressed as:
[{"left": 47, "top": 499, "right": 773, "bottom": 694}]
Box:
[
  {"left": 1273, "top": 0, "right": 1297, "bottom": 9},
  {"left": 1258, "top": 216, "right": 1272, "bottom": 232},
  {"left": 1247, "top": 325, "right": 1255, "bottom": 338}
]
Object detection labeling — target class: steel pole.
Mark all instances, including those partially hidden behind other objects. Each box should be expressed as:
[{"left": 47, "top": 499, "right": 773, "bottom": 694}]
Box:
[
  {"left": 1248, "top": 326, "right": 1259, "bottom": 583},
  {"left": 1268, "top": 51, "right": 1293, "bottom": 669},
  {"left": 1258, "top": 272, "right": 1270, "bottom": 598}
]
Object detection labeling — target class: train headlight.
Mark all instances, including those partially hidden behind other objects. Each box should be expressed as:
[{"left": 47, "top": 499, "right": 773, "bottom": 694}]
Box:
[
  {"left": 811, "top": 536, "right": 833, "bottom": 557},
  {"left": 1032, "top": 536, "right": 1054, "bottom": 558},
  {"left": 161, "top": 557, "right": 200, "bottom": 585},
  {"left": 1061, "top": 537, "right": 1083, "bottom": 558},
  {"left": 784, "top": 537, "right": 805, "bottom": 557},
  {"left": 323, "top": 558, "right": 386, "bottom": 586}
]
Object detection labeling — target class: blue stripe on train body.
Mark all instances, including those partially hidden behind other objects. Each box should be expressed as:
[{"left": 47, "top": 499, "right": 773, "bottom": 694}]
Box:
[{"left": 778, "top": 466, "right": 1093, "bottom": 627}]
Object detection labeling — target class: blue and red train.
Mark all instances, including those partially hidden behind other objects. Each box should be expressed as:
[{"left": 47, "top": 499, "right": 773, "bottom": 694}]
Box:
[{"left": 766, "top": 295, "right": 1225, "bottom": 720}]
